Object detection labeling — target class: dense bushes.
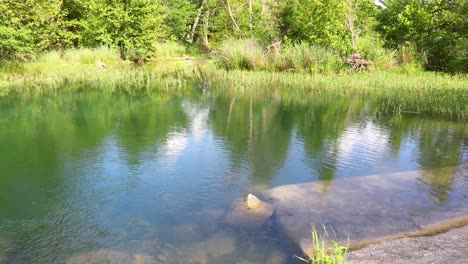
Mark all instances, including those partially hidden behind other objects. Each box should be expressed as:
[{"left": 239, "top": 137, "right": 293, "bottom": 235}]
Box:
[
  {"left": 0, "top": 0, "right": 466, "bottom": 73},
  {"left": 215, "top": 39, "right": 434, "bottom": 74}
]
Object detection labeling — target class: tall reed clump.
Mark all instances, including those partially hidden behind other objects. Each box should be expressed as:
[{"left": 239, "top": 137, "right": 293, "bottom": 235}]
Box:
[
  {"left": 216, "top": 39, "right": 266, "bottom": 71},
  {"left": 153, "top": 42, "right": 198, "bottom": 59},
  {"left": 273, "top": 44, "right": 343, "bottom": 74},
  {"left": 397, "top": 43, "right": 426, "bottom": 75},
  {"left": 216, "top": 40, "right": 343, "bottom": 74},
  {"left": 295, "top": 225, "right": 348, "bottom": 264},
  {"left": 0, "top": 47, "right": 202, "bottom": 95},
  {"left": 357, "top": 35, "right": 398, "bottom": 71},
  {"left": 203, "top": 68, "right": 468, "bottom": 119}
]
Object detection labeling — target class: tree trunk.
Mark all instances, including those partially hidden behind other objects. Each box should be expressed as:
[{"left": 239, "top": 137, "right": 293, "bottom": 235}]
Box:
[
  {"left": 249, "top": 0, "right": 253, "bottom": 36},
  {"left": 226, "top": 0, "right": 244, "bottom": 38},
  {"left": 347, "top": 0, "right": 357, "bottom": 50},
  {"left": 119, "top": 0, "right": 130, "bottom": 60},
  {"left": 188, "top": 0, "right": 207, "bottom": 43},
  {"left": 203, "top": 9, "right": 210, "bottom": 45}
]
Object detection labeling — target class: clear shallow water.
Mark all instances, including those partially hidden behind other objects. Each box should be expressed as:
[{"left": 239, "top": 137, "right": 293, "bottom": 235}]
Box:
[{"left": 0, "top": 90, "right": 466, "bottom": 263}]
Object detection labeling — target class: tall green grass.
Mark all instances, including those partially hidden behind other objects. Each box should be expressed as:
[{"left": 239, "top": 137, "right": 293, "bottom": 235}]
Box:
[
  {"left": 0, "top": 46, "right": 200, "bottom": 96},
  {"left": 217, "top": 39, "right": 266, "bottom": 71},
  {"left": 273, "top": 44, "right": 342, "bottom": 74},
  {"left": 295, "top": 225, "right": 348, "bottom": 264},
  {"left": 357, "top": 35, "right": 397, "bottom": 71},
  {"left": 203, "top": 67, "right": 468, "bottom": 119},
  {"left": 215, "top": 38, "right": 439, "bottom": 74},
  {"left": 1, "top": 46, "right": 467, "bottom": 119},
  {"left": 216, "top": 39, "right": 342, "bottom": 73}
]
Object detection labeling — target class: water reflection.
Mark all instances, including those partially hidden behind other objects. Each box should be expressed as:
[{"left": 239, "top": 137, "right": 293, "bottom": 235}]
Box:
[{"left": 0, "top": 90, "right": 466, "bottom": 263}]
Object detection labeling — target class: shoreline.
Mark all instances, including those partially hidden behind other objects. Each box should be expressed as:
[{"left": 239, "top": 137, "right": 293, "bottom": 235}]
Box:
[
  {"left": 347, "top": 215, "right": 468, "bottom": 252},
  {"left": 347, "top": 217, "right": 468, "bottom": 264}
]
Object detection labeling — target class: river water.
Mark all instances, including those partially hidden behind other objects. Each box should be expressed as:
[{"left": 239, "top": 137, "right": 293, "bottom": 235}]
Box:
[{"left": 0, "top": 89, "right": 466, "bottom": 263}]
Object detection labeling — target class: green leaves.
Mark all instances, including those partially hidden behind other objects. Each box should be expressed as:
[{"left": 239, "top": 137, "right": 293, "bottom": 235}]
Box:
[{"left": 376, "top": 0, "right": 467, "bottom": 72}]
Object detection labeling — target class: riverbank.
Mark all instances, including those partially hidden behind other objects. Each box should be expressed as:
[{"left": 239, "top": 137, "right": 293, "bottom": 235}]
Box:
[
  {"left": 1, "top": 48, "right": 467, "bottom": 119},
  {"left": 347, "top": 219, "right": 468, "bottom": 264}
]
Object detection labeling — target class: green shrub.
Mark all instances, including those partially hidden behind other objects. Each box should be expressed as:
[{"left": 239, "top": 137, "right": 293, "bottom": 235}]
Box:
[
  {"left": 357, "top": 35, "right": 397, "bottom": 71},
  {"left": 273, "top": 44, "right": 343, "bottom": 74},
  {"left": 216, "top": 39, "right": 266, "bottom": 71}
]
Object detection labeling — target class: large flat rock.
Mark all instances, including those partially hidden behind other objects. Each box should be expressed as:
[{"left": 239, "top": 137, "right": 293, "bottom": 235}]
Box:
[
  {"left": 266, "top": 166, "right": 468, "bottom": 255},
  {"left": 347, "top": 225, "right": 468, "bottom": 264}
]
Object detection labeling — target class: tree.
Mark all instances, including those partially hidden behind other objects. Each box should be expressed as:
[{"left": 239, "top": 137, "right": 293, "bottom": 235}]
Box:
[
  {"left": 276, "top": 0, "right": 351, "bottom": 53},
  {"left": 82, "top": 0, "right": 167, "bottom": 60},
  {"left": 376, "top": 0, "right": 467, "bottom": 71},
  {"left": 0, "top": 0, "right": 62, "bottom": 60}
]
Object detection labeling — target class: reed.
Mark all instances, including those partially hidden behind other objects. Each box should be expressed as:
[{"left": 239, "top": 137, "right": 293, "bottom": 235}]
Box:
[
  {"left": 1, "top": 47, "right": 467, "bottom": 119},
  {"left": 203, "top": 68, "right": 468, "bottom": 119},
  {"left": 295, "top": 225, "right": 348, "bottom": 264}
]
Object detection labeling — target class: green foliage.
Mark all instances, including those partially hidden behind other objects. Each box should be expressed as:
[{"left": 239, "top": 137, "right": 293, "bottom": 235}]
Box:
[
  {"left": 0, "top": 0, "right": 465, "bottom": 72},
  {"left": 217, "top": 39, "right": 265, "bottom": 70},
  {"left": 0, "top": 0, "right": 62, "bottom": 60},
  {"left": 216, "top": 40, "right": 342, "bottom": 73},
  {"left": 295, "top": 225, "right": 348, "bottom": 264},
  {"left": 276, "top": 0, "right": 351, "bottom": 53},
  {"left": 82, "top": 0, "right": 167, "bottom": 60},
  {"left": 376, "top": 0, "right": 467, "bottom": 72},
  {"left": 274, "top": 44, "right": 343, "bottom": 74},
  {"left": 357, "top": 35, "right": 398, "bottom": 71},
  {"left": 163, "top": 0, "right": 196, "bottom": 41}
]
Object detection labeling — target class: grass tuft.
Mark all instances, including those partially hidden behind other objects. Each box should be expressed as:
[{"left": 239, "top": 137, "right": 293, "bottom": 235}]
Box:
[{"left": 295, "top": 225, "right": 348, "bottom": 264}]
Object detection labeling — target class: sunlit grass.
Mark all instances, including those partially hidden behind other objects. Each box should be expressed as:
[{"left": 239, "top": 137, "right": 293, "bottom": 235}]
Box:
[
  {"left": 295, "top": 225, "right": 348, "bottom": 264},
  {"left": 202, "top": 67, "right": 468, "bottom": 118},
  {"left": 1, "top": 47, "right": 467, "bottom": 119}
]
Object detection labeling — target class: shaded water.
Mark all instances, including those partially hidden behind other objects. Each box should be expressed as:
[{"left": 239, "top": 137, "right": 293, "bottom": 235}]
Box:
[{"left": 0, "top": 89, "right": 466, "bottom": 263}]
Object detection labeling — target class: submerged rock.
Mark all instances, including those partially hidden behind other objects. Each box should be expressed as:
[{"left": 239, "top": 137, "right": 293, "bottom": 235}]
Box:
[
  {"left": 199, "top": 232, "right": 236, "bottom": 257},
  {"left": 66, "top": 249, "right": 132, "bottom": 264},
  {"left": 132, "top": 253, "right": 158, "bottom": 264},
  {"left": 266, "top": 166, "right": 468, "bottom": 257},
  {"left": 224, "top": 194, "right": 274, "bottom": 229},
  {"left": 266, "top": 250, "right": 287, "bottom": 264},
  {"left": 178, "top": 232, "right": 236, "bottom": 264},
  {"left": 67, "top": 250, "right": 159, "bottom": 264},
  {"left": 0, "top": 239, "right": 9, "bottom": 263},
  {"left": 173, "top": 223, "right": 203, "bottom": 243}
]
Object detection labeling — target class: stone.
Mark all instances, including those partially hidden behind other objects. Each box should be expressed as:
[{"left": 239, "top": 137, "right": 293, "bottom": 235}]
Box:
[
  {"left": 197, "top": 209, "right": 224, "bottom": 234},
  {"left": 173, "top": 223, "right": 203, "bottom": 243},
  {"left": 66, "top": 249, "right": 132, "bottom": 264},
  {"left": 244, "top": 194, "right": 262, "bottom": 210},
  {"left": 266, "top": 250, "right": 287, "bottom": 264},
  {"left": 200, "top": 232, "right": 236, "bottom": 257},
  {"left": 225, "top": 195, "right": 274, "bottom": 230},
  {"left": 132, "top": 254, "right": 158, "bottom": 264},
  {"left": 0, "top": 239, "right": 9, "bottom": 263}
]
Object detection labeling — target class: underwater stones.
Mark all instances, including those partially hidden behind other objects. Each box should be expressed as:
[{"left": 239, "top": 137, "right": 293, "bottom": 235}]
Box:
[
  {"left": 199, "top": 232, "right": 236, "bottom": 257},
  {"left": 178, "top": 232, "right": 236, "bottom": 264},
  {"left": 266, "top": 250, "right": 287, "bottom": 264},
  {"left": 0, "top": 239, "right": 9, "bottom": 263},
  {"left": 66, "top": 249, "right": 133, "bottom": 264},
  {"left": 66, "top": 250, "right": 159, "bottom": 264},
  {"left": 197, "top": 208, "right": 225, "bottom": 234},
  {"left": 173, "top": 223, "right": 203, "bottom": 243},
  {"left": 132, "top": 253, "right": 158, "bottom": 264},
  {"left": 224, "top": 194, "right": 274, "bottom": 229}
]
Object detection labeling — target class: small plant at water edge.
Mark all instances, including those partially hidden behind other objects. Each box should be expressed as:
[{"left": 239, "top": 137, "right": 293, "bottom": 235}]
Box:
[{"left": 295, "top": 225, "right": 348, "bottom": 264}]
